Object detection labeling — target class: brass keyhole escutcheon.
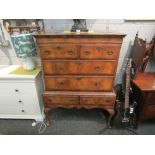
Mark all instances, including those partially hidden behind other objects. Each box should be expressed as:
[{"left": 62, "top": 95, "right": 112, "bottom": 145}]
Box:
[
  {"left": 59, "top": 81, "right": 64, "bottom": 86},
  {"left": 96, "top": 46, "right": 103, "bottom": 51},
  {"left": 54, "top": 46, "right": 62, "bottom": 50},
  {"left": 77, "top": 77, "right": 81, "bottom": 80},
  {"left": 94, "top": 82, "right": 99, "bottom": 86}
]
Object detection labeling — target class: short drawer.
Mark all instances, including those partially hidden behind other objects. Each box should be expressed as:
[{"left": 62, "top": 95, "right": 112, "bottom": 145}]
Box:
[
  {"left": 43, "top": 60, "right": 117, "bottom": 75},
  {"left": 80, "top": 96, "right": 115, "bottom": 106},
  {"left": 0, "top": 82, "right": 36, "bottom": 96},
  {"left": 80, "top": 44, "right": 121, "bottom": 60},
  {"left": 45, "top": 76, "right": 114, "bottom": 91},
  {"left": 38, "top": 44, "right": 78, "bottom": 59},
  {"left": 43, "top": 95, "right": 79, "bottom": 107}
]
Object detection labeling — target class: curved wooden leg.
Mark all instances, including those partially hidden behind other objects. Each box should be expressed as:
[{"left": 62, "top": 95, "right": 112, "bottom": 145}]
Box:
[
  {"left": 44, "top": 108, "right": 51, "bottom": 127},
  {"left": 107, "top": 109, "right": 115, "bottom": 128}
]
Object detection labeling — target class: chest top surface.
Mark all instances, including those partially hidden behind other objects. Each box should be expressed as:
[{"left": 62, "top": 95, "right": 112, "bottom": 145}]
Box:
[{"left": 133, "top": 72, "right": 155, "bottom": 91}]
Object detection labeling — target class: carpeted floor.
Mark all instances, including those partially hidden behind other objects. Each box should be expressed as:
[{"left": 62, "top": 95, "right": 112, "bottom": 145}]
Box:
[{"left": 0, "top": 108, "right": 155, "bottom": 135}]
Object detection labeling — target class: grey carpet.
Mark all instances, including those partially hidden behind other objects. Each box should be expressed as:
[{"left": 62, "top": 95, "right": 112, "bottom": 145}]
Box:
[{"left": 0, "top": 108, "right": 155, "bottom": 135}]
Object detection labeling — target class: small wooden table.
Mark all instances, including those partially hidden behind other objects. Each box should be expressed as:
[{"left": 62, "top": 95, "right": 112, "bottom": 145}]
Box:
[{"left": 131, "top": 72, "right": 155, "bottom": 124}]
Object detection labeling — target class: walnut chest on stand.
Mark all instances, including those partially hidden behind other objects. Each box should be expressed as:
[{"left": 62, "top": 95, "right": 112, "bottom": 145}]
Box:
[{"left": 34, "top": 33, "right": 126, "bottom": 128}]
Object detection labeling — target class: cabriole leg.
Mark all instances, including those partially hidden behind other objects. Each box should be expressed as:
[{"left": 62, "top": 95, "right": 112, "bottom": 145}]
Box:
[{"left": 107, "top": 109, "right": 115, "bottom": 128}]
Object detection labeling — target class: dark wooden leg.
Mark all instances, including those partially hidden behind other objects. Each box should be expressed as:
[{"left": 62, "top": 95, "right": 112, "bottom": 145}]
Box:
[
  {"left": 107, "top": 109, "right": 115, "bottom": 128},
  {"left": 44, "top": 108, "right": 51, "bottom": 126}
]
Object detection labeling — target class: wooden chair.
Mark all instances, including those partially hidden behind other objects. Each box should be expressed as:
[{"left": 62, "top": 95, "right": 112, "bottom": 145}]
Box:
[{"left": 130, "top": 33, "right": 155, "bottom": 124}]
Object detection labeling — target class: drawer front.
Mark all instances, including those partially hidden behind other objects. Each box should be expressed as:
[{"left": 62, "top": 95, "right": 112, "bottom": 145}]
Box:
[
  {"left": 80, "top": 96, "right": 115, "bottom": 106},
  {"left": 0, "top": 95, "right": 37, "bottom": 105},
  {"left": 146, "top": 92, "right": 155, "bottom": 105},
  {"left": 43, "top": 60, "right": 117, "bottom": 75},
  {"left": 143, "top": 105, "right": 155, "bottom": 118},
  {"left": 80, "top": 44, "right": 121, "bottom": 60},
  {"left": 45, "top": 76, "right": 114, "bottom": 91},
  {"left": 39, "top": 44, "right": 78, "bottom": 59},
  {"left": 0, "top": 82, "right": 36, "bottom": 96},
  {"left": 43, "top": 95, "right": 79, "bottom": 107},
  {"left": 0, "top": 103, "right": 40, "bottom": 115}
]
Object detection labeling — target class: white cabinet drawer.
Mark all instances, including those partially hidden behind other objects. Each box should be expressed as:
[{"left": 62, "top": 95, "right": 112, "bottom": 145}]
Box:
[
  {"left": 0, "top": 96, "right": 38, "bottom": 105},
  {"left": 0, "top": 82, "right": 36, "bottom": 96},
  {"left": 0, "top": 104, "right": 40, "bottom": 115}
]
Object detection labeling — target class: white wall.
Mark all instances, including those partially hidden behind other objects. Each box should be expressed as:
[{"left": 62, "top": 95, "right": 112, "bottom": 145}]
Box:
[{"left": 1, "top": 19, "right": 155, "bottom": 83}]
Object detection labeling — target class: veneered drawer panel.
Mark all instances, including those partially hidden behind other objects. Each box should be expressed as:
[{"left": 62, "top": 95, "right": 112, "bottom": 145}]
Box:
[
  {"left": 80, "top": 44, "right": 121, "bottom": 60},
  {"left": 43, "top": 95, "right": 79, "bottom": 106},
  {"left": 146, "top": 93, "right": 155, "bottom": 105},
  {"left": 44, "top": 76, "right": 114, "bottom": 91},
  {"left": 80, "top": 95, "right": 116, "bottom": 106},
  {"left": 39, "top": 44, "right": 78, "bottom": 59},
  {"left": 43, "top": 60, "right": 117, "bottom": 75},
  {"left": 143, "top": 105, "right": 155, "bottom": 118}
]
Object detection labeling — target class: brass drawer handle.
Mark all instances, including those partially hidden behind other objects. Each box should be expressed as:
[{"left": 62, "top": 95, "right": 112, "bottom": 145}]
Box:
[
  {"left": 107, "top": 50, "right": 113, "bottom": 55},
  {"left": 45, "top": 50, "right": 56, "bottom": 54},
  {"left": 94, "top": 66, "right": 101, "bottom": 71},
  {"left": 84, "top": 51, "right": 91, "bottom": 55},
  {"left": 67, "top": 50, "right": 74, "bottom": 55},
  {"left": 96, "top": 46, "right": 103, "bottom": 51}
]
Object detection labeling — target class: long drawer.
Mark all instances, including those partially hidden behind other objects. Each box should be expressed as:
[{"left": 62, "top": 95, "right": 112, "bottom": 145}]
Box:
[
  {"left": 38, "top": 43, "right": 121, "bottom": 60},
  {"left": 42, "top": 60, "right": 117, "bottom": 75},
  {"left": 44, "top": 76, "right": 114, "bottom": 91}
]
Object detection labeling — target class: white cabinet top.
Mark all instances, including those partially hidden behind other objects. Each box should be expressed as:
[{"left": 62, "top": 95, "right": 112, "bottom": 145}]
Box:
[{"left": 0, "top": 65, "right": 41, "bottom": 80}]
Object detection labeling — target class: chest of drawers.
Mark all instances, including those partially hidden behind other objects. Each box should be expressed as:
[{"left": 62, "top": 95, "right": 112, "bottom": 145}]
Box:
[
  {"left": 35, "top": 33, "right": 125, "bottom": 127},
  {"left": 0, "top": 65, "right": 44, "bottom": 122},
  {"left": 131, "top": 73, "right": 155, "bottom": 124}
]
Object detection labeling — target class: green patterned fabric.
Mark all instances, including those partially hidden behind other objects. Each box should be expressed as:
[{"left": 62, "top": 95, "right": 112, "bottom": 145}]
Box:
[{"left": 11, "top": 34, "right": 37, "bottom": 58}]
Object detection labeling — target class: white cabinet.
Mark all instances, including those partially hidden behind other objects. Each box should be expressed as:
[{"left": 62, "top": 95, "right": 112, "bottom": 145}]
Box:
[{"left": 0, "top": 65, "right": 44, "bottom": 121}]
